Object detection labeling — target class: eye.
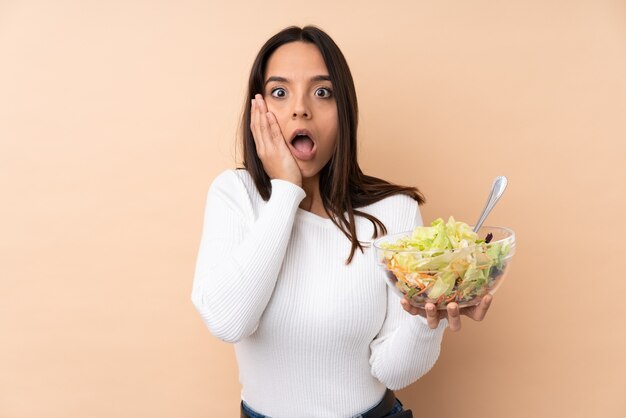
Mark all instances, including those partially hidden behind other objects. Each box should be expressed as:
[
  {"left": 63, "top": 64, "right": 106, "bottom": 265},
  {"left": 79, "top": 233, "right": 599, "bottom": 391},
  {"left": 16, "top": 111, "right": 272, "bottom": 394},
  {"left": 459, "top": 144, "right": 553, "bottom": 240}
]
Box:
[
  {"left": 271, "top": 88, "right": 287, "bottom": 98},
  {"left": 315, "top": 87, "right": 332, "bottom": 98}
]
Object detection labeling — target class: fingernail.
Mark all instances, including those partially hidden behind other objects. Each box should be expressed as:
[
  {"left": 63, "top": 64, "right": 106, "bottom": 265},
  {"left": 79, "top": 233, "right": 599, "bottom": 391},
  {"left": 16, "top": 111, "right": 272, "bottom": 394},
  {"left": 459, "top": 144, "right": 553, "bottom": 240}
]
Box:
[{"left": 427, "top": 305, "right": 435, "bottom": 313}]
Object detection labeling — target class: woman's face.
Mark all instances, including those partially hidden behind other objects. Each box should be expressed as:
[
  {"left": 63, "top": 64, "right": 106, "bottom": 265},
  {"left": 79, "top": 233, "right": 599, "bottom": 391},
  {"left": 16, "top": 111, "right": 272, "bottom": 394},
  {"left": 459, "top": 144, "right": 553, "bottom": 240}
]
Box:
[{"left": 263, "top": 41, "right": 338, "bottom": 180}]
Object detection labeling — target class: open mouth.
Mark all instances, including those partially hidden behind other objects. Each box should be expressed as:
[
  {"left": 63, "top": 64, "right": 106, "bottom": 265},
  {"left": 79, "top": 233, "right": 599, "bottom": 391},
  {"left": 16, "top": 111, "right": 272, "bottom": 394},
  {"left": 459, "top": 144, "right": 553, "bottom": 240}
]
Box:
[{"left": 289, "top": 129, "right": 316, "bottom": 160}]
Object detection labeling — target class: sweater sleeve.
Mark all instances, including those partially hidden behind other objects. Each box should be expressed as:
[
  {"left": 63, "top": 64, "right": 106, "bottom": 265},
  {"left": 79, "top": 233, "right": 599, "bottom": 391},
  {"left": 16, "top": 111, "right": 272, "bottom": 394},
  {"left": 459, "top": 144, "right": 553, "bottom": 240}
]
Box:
[
  {"left": 191, "top": 170, "right": 306, "bottom": 343},
  {"left": 368, "top": 202, "right": 448, "bottom": 390}
]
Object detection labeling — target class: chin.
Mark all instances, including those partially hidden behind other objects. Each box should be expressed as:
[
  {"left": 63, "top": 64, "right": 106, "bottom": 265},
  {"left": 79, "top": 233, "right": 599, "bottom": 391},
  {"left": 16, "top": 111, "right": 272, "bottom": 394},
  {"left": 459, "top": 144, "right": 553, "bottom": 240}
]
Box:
[{"left": 298, "top": 168, "right": 322, "bottom": 180}]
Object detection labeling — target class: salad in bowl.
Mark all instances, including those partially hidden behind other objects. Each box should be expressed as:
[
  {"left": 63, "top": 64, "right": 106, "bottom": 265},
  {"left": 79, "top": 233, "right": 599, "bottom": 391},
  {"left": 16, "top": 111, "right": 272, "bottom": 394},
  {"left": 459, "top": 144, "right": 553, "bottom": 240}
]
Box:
[{"left": 373, "top": 217, "right": 515, "bottom": 309}]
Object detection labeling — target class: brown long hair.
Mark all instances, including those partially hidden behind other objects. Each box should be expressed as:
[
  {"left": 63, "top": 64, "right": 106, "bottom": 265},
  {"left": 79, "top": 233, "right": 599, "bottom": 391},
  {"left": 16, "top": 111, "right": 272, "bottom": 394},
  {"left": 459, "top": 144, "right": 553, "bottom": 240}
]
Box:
[{"left": 240, "top": 25, "right": 425, "bottom": 263}]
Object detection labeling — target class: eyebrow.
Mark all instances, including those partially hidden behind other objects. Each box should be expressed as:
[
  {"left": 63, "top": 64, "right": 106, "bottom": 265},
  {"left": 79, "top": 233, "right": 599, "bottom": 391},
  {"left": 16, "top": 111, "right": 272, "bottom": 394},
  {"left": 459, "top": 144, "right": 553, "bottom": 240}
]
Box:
[{"left": 264, "top": 75, "right": 331, "bottom": 86}]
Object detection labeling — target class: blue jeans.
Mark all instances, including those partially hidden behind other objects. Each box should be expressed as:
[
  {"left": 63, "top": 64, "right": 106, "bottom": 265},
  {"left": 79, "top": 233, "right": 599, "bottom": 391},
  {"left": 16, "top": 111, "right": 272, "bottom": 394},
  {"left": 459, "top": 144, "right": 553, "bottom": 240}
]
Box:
[{"left": 240, "top": 398, "right": 405, "bottom": 418}]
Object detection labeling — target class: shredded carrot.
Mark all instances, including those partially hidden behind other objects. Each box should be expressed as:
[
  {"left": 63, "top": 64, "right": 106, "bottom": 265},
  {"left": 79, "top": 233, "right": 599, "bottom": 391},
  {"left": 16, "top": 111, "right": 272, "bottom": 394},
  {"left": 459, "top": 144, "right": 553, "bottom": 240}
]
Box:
[
  {"left": 416, "top": 281, "right": 434, "bottom": 295},
  {"left": 445, "top": 291, "right": 458, "bottom": 303}
]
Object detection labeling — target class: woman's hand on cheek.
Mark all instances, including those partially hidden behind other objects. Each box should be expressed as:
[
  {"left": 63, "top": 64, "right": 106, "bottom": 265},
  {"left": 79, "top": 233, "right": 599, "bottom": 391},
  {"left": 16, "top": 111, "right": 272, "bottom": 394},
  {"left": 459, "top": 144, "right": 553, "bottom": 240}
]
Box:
[
  {"left": 400, "top": 294, "right": 493, "bottom": 332},
  {"left": 250, "top": 94, "right": 302, "bottom": 187}
]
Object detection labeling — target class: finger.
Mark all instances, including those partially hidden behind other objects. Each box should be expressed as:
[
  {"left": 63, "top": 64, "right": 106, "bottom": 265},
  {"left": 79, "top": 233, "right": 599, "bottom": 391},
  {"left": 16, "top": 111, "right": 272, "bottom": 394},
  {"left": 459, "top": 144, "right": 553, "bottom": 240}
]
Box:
[
  {"left": 266, "top": 111, "right": 284, "bottom": 143},
  {"left": 249, "top": 98, "right": 255, "bottom": 130},
  {"left": 255, "top": 94, "right": 269, "bottom": 131},
  {"left": 249, "top": 98, "right": 256, "bottom": 134},
  {"left": 446, "top": 302, "right": 462, "bottom": 332},
  {"left": 470, "top": 294, "right": 492, "bottom": 322},
  {"left": 250, "top": 99, "right": 264, "bottom": 155},
  {"left": 256, "top": 95, "right": 271, "bottom": 141},
  {"left": 401, "top": 298, "right": 421, "bottom": 316},
  {"left": 425, "top": 303, "right": 439, "bottom": 329},
  {"left": 255, "top": 93, "right": 264, "bottom": 116},
  {"left": 252, "top": 95, "right": 267, "bottom": 146},
  {"left": 257, "top": 96, "right": 275, "bottom": 157}
]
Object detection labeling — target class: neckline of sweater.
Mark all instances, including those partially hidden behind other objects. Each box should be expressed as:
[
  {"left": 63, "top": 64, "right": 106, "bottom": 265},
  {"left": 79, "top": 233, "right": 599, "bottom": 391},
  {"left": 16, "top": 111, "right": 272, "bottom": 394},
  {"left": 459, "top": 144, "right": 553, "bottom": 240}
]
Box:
[{"left": 296, "top": 207, "right": 336, "bottom": 226}]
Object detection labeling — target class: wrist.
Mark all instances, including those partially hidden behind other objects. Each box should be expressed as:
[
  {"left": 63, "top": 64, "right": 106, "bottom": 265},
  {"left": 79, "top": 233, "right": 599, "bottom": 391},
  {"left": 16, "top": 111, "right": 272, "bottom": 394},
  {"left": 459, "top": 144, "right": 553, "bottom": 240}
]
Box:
[{"left": 273, "top": 174, "right": 301, "bottom": 188}]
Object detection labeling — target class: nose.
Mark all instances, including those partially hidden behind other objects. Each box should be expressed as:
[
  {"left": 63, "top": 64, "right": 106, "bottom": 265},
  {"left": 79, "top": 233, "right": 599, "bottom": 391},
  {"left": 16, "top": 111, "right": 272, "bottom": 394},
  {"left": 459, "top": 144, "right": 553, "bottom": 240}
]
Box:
[{"left": 291, "top": 94, "right": 311, "bottom": 119}]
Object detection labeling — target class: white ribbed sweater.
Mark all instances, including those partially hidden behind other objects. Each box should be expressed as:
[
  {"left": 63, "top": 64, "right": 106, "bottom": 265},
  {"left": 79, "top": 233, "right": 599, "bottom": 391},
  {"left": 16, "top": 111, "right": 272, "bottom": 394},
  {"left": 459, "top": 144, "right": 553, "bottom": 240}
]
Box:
[{"left": 192, "top": 169, "right": 447, "bottom": 418}]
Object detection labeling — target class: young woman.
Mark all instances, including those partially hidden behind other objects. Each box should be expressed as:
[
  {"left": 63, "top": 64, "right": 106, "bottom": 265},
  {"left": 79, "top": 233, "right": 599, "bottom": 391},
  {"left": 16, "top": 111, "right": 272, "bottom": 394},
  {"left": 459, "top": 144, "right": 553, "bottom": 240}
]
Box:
[{"left": 192, "top": 25, "right": 492, "bottom": 418}]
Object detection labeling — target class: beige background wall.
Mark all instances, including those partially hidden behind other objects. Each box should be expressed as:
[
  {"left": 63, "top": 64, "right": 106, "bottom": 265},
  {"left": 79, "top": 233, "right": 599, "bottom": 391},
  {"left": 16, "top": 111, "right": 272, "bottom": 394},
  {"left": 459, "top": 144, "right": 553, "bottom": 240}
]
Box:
[{"left": 1, "top": 1, "right": 625, "bottom": 417}]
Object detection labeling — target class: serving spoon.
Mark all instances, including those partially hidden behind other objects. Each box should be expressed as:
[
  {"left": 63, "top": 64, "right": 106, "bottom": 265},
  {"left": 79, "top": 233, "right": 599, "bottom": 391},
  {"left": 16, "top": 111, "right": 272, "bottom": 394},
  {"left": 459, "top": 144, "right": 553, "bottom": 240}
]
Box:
[{"left": 473, "top": 176, "right": 508, "bottom": 233}]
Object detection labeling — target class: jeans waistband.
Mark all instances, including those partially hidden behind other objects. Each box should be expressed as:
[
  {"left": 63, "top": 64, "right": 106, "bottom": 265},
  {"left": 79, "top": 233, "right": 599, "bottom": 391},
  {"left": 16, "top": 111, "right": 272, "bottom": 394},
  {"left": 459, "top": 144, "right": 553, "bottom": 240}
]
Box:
[{"left": 240, "top": 388, "right": 398, "bottom": 418}]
